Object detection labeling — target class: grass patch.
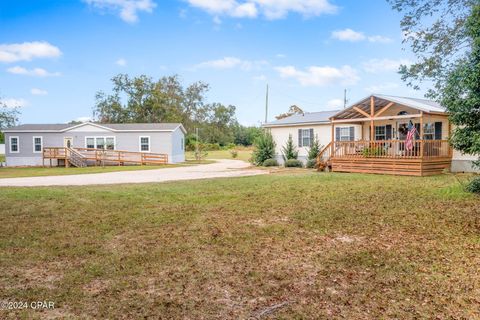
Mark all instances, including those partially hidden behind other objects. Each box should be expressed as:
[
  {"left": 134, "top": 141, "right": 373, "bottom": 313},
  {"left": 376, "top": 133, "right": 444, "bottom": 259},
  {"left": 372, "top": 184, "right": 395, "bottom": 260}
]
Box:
[
  {"left": 0, "top": 154, "right": 5, "bottom": 163},
  {"left": 0, "top": 173, "right": 479, "bottom": 318},
  {"left": 0, "top": 160, "right": 211, "bottom": 179}
]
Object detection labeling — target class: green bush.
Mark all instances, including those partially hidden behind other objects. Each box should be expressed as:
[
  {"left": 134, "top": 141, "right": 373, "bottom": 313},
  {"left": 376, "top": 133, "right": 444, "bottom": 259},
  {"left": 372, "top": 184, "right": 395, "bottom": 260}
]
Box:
[
  {"left": 466, "top": 177, "right": 480, "bottom": 194},
  {"left": 282, "top": 134, "right": 298, "bottom": 161},
  {"left": 252, "top": 131, "right": 276, "bottom": 166},
  {"left": 285, "top": 159, "right": 303, "bottom": 168},
  {"left": 224, "top": 143, "right": 236, "bottom": 150},
  {"left": 230, "top": 149, "right": 238, "bottom": 158},
  {"left": 306, "top": 159, "right": 317, "bottom": 168},
  {"left": 307, "top": 135, "right": 322, "bottom": 161},
  {"left": 362, "top": 146, "right": 387, "bottom": 157},
  {"left": 263, "top": 158, "right": 279, "bottom": 167}
]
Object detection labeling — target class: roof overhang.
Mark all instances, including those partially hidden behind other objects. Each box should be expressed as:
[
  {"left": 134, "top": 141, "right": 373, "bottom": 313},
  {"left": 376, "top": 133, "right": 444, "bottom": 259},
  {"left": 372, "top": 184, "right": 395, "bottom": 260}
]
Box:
[
  {"left": 331, "top": 94, "right": 447, "bottom": 121},
  {"left": 2, "top": 122, "right": 187, "bottom": 133}
]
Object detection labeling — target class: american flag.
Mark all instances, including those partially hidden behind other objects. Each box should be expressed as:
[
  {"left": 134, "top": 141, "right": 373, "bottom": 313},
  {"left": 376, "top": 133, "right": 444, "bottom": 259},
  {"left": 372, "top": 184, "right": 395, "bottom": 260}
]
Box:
[{"left": 405, "top": 120, "right": 417, "bottom": 151}]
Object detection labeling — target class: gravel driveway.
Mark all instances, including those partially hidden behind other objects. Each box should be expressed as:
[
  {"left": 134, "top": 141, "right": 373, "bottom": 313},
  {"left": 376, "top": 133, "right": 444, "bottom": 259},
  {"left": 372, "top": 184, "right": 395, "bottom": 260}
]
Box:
[{"left": 0, "top": 159, "right": 267, "bottom": 187}]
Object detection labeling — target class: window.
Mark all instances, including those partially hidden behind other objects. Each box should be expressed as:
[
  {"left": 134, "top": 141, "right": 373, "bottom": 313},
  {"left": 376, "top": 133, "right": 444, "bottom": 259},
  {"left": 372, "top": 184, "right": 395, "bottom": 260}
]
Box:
[
  {"left": 96, "top": 137, "right": 105, "bottom": 150},
  {"left": 140, "top": 136, "right": 150, "bottom": 152},
  {"left": 9, "top": 136, "right": 19, "bottom": 153},
  {"left": 302, "top": 129, "right": 311, "bottom": 147},
  {"left": 85, "top": 136, "right": 115, "bottom": 150},
  {"left": 86, "top": 137, "right": 95, "bottom": 149},
  {"left": 423, "top": 123, "right": 435, "bottom": 140},
  {"left": 339, "top": 127, "right": 351, "bottom": 141},
  {"left": 33, "top": 136, "right": 43, "bottom": 153},
  {"left": 375, "top": 126, "right": 386, "bottom": 140},
  {"left": 105, "top": 137, "right": 115, "bottom": 150}
]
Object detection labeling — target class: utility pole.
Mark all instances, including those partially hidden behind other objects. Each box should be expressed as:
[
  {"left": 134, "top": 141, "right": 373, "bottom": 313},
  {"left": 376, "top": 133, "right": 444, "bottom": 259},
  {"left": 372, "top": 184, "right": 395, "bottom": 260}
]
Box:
[
  {"left": 343, "top": 89, "right": 348, "bottom": 109},
  {"left": 195, "top": 127, "right": 199, "bottom": 161},
  {"left": 264, "top": 84, "right": 269, "bottom": 123}
]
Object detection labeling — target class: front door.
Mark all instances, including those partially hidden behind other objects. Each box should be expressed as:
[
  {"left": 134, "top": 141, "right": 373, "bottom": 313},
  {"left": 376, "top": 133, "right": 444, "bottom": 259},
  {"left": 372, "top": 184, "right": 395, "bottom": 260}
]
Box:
[{"left": 64, "top": 137, "right": 73, "bottom": 148}]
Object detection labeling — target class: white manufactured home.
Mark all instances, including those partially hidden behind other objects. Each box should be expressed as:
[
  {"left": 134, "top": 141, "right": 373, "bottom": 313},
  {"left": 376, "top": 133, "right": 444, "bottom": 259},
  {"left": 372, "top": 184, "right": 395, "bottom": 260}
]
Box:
[
  {"left": 2, "top": 122, "right": 186, "bottom": 167},
  {"left": 264, "top": 94, "right": 478, "bottom": 175}
]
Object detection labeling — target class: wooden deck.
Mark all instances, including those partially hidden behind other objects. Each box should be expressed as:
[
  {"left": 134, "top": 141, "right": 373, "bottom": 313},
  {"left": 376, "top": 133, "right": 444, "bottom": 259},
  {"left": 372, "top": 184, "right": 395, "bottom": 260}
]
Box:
[
  {"left": 319, "top": 140, "right": 453, "bottom": 176},
  {"left": 43, "top": 147, "right": 168, "bottom": 167}
]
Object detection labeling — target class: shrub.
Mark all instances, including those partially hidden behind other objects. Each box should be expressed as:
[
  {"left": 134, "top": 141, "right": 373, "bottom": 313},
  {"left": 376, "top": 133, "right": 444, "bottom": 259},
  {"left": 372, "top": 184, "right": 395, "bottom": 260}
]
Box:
[
  {"left": 282, "top": 134, "right": 298, "bottom": 161},
  {"left": 362, "top": 146, "right": 386, "bottom": 157},
  {"left": 306, "top": 159, "right": 317, "bottom": 168},
  {"left": 307, "top": 135, "right": 322, "bottom": 161},
  {"left": 230, "top": 149, "right": 238, "bottom": 158},
  {"left": 285, "top": 159, "right": 303, "bottom": 168},
  {"left": 466, "top": 176, "right": 480, "bottom": 194},
  {"left": 224, "top": 143, "right": 236, "bottom": 150},
  {"left": 252, "top": 131, "right": 276, "bottom": 165},
  {"left": 263, "top": 158, "right": 279, "bottom": 167}
]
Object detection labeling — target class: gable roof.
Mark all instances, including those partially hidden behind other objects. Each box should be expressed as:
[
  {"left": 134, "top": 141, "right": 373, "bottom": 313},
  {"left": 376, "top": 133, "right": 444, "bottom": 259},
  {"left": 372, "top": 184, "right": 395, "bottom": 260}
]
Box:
[
  {"left": 2, "top": 122, "right": 186, "bottom": 133},
  {"left": 332, "top": 94, "right": 445, "bottom": 120},
  {"left": 263, "top": 110, "right": 340, "bottom": 127}
]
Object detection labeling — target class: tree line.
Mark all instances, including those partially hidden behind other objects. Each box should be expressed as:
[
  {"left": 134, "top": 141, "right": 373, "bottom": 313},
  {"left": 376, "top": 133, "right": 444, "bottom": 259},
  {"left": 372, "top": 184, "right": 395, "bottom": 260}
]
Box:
[{"left": 93, "top": 74, "right": 261, "bottom": 148}]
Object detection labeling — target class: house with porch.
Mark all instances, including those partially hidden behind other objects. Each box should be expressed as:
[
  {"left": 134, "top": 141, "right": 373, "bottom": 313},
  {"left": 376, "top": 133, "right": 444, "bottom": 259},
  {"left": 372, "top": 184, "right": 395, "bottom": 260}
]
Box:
[
  {"left": 263, "top": 94, "right": 478, "bottom": 176},
  {"left": 2, "top": 122, "right": 186, "bottom": 167}
]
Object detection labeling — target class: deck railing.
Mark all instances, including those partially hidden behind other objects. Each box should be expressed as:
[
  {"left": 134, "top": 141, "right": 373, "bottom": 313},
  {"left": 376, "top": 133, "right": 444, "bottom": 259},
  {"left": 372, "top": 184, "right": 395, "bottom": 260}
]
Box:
[
  {"left": 43, "top": 147, "right": 168, "bottom": 165},
  {"left": 331, "top": 140, "right": 451, "bottom": 159}
]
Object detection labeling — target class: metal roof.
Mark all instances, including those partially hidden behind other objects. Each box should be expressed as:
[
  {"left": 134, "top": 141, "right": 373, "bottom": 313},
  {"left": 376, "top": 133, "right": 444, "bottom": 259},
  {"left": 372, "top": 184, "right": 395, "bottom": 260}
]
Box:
[
  {"left": 333, "top": 94, "right": 445, "bottom": 120},
  {"left": 3, "top": 122, "right": 185, "bottom": 133},
  {"left": 263, "top": 110, "right": 340, "bottom": 127}
]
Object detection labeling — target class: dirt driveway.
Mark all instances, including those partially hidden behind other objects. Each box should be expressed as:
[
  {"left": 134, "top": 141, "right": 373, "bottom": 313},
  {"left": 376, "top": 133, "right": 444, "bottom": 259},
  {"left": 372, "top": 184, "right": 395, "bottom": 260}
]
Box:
[{"left": 0, "top": 159, "right": 267, "bottom": 187}]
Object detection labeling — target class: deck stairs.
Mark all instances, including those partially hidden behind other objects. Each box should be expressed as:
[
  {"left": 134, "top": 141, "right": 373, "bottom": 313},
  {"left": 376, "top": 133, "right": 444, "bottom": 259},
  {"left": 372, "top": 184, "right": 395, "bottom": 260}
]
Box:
[
  {"left": 316, "top": 142, "right": 333, "bottom": 171},
  {"left": 67, "top": 148, "right": 87, "bottom": 168}
]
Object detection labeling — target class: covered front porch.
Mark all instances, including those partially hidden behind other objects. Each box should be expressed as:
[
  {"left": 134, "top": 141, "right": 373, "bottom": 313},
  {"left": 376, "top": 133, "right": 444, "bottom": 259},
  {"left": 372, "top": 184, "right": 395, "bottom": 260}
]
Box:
[{"left": 323, "top": 95, "right": 452, "bottom": 176}]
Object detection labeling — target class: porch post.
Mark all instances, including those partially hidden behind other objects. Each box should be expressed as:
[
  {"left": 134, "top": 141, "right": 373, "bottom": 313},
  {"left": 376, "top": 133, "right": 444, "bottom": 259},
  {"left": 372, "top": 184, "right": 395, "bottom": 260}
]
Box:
[
  {"left": 370, "top": 96, "right": 374, "bottom": 141},
  {"left": 420, "top": 112, "right": 424, "bottom": 157},
  {"left": 330, "top": 122, "right": 334, "bottom": 156},
  {"left": 448, "top": 119, "right": 453, "bottom": 157}
]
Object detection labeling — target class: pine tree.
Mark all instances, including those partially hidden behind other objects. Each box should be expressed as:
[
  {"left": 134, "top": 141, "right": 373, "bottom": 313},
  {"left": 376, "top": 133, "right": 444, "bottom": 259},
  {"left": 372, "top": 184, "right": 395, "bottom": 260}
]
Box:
[{"left": 282, "top": 134, "right": 298, "bottom": 161}]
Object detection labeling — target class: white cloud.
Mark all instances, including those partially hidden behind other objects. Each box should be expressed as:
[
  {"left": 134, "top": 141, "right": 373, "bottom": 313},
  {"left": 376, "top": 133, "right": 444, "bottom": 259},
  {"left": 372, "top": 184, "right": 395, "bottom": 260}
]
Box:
[
  {"left": 31, "top": 88, "right": 48, "bottom": 95},
  {"left": 75, "top": 116, "right": 92, "bottom": 122},
  {"left": 364, "top": 82, "right": 400, "bottom": 93},
  {"left": 362, "top": 58, "right": 412, "bottom": 74},
  {"left": 194, "top": 57, "right": 267, "bottom": 70},
  {"left": 84, "top": 0, "right": 156, "bottom": 23},
  {"left": 331, "top": 28, "right": 392, "bottom": 43},
  {"left": 253, "top": 74, "right": 267, "bottom": 81},
  {"left": 7, "top": 66, "right": 61, "bottom": 77},
  {"left": 186, "top": 0, "right": 337, "bottom": 20},
  {"left": 367, "top": 35, "right": 393, "bottom": 43},
  {"left": 275, "top": 65, "right": 359, "bottom": 86},
  {"left": 116, "top": 58, "right": 127, "bottom": 66},
  {"left": 2, "top": 98, "right": 28, "bottom": 108},
  {"left": 276, "top": 53, "right": 286, "bottom": 58},
  {"left": 331, "top": 29, "right": 365, "bottom": 42},
  {"left": 327, "top": 98, "right": 343, "bottom": 108},
  {"left": 0, "top": 41, "right": 61, "bottom": 63}
]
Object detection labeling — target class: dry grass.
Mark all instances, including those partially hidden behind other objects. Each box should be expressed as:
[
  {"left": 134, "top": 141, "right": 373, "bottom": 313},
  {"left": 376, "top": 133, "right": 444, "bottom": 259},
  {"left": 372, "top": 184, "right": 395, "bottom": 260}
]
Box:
[
  {"left": 186, "top": 147, "right": 253, "bottom": 162},
  {"left": 0, "top": 172, "right": 479, "bottom": 319}
]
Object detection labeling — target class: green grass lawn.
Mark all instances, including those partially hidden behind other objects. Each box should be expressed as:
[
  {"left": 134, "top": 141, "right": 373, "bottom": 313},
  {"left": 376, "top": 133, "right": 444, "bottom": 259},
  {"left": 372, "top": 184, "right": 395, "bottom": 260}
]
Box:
[
  {"left": 0, "top": 160, "right": 209, "bottom": 179},
  {"left": 0, "top": 173, "right": 479, "bottom": 319},
  {"left": 186, "top": 148, "right": 253, "bottom": 162}
]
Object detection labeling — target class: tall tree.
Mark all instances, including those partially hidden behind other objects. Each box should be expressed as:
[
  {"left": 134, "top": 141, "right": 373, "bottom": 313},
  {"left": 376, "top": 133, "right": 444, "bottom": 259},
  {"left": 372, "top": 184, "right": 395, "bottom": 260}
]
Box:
[
  {"left": 388, "top": 0, "right": 475, "bottom": 97},
  {"left": 0, "top": 97, "right": 20, "bottom": 143},
  {"left": 440, "top": 2, "right": 480, "bottom": 168}
]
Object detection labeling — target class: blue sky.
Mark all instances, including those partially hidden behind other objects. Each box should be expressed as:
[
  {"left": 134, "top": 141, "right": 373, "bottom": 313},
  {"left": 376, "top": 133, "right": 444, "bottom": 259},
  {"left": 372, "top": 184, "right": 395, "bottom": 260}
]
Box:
[{"left": 0, "top": 0, "right": 423, "bottom": 126}]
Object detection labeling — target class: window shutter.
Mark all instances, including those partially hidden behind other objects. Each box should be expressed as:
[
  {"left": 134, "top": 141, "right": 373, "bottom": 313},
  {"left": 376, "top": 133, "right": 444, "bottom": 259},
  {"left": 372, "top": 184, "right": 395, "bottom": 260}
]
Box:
[
  {"left": 309, "top": 128, "right": 314, "bottom": 146},
  {"left": 386, "top": 124, "right": 392, "bottom": 140},
  {"left": 434, "top": 122, "right": 443, "bottom": 140},
  {"left": 349, "top": 127, "right": 355, "bottom": 141},
  {"left": 298, "top": 129, "right": 302, "bottom": 147},
  {"left": 335, "top": 127, "right": 340, "bottom": 141}
]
